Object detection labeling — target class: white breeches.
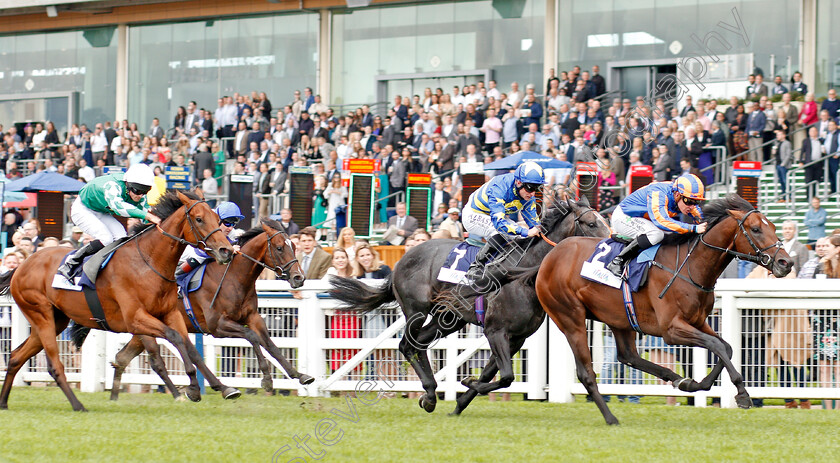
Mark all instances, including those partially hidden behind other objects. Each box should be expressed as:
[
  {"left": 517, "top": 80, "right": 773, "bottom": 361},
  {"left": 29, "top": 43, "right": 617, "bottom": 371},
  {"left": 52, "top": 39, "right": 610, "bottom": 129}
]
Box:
[
  {"left": 70, "top": 196, "right": 127, "bottom": 245},
  {"left": 611, "top": 206, "right": 665, "bottom": 245}
]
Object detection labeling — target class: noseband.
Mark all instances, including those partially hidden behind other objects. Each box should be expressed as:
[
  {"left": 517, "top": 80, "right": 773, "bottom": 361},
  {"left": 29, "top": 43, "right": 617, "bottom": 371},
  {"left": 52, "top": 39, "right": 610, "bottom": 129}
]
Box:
[
  {"left": 236, "top": 229, "right": 300, "bottom": 281},
  {"left": 156, "top": 200, "right": 225, "bottom": 249},
  {"left": 700, "top": 209, "right": 783, "bottom": 267}
]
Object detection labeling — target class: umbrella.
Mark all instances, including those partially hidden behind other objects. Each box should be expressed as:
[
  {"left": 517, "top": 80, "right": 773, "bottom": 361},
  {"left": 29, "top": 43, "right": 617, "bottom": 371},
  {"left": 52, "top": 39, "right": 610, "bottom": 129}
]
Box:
[
  {"left": 3, "top": 192, "right": 37, "bottom": 208},
  {"left": 484, "top": 150, "right": 573, "bottom": 171},
  {"left": 0, "top": 178, "right": 30, "bottom": 204},
  {"left": 4, "top": 171, "right": 85, "bottom": 193}
]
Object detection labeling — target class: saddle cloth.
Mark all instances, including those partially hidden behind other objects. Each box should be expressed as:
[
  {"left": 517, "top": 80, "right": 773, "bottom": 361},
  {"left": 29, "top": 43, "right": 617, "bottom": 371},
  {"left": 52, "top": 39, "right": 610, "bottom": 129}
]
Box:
[
  {"left": 437, "top": 241, "right": 482, "bottom": 284},
  {"left": 580, "top": 238, "right": 659, "bottom": 292},
  {"left": 51, "top": 246, "right": 121, "bottom": 292},
  {"left": 176, "top": 264, "right": 208, "bottom": 295}
]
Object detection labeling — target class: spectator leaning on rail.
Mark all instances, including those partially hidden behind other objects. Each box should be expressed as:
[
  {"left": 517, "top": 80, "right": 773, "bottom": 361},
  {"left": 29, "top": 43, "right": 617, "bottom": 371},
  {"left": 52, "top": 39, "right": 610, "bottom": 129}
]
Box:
[
  {"left": 607, "top": 174, "right": 707, "bottom": 277},
  {"left": 58, "top": 163, "right": 159, "bottom": 280}
]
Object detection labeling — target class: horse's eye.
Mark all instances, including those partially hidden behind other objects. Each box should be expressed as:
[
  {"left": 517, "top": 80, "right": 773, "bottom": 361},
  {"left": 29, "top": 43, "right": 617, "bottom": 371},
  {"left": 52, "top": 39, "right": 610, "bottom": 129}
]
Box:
[
  {"left": 751, "top": 227, "right": 760, "bottom": 233},
  {"left": 196, "top": 217, "right": 203, "bottom": 224},
  {"left": 589, "top": 222, "right": 596, "bottom": 228}
]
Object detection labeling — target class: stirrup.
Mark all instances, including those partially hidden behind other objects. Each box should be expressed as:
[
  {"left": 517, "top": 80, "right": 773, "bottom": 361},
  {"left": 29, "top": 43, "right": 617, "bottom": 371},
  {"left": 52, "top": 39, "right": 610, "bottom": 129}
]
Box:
[{"left": 606, "top": 258, "right": 625, "bottom": 278}]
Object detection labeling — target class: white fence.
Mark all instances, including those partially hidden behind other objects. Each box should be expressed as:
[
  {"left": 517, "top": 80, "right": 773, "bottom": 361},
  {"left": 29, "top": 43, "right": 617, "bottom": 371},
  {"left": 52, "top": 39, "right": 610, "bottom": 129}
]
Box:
[{"left": 2, "top": 279, "right": 840, "bottom": 408}]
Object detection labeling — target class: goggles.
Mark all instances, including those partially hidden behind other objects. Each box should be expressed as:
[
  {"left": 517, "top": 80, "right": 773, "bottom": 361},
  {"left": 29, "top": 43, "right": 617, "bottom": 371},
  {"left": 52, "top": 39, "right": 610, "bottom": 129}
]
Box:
[
  {"left": 221, "top": 219, "right": 240, "bottom": 227},
  {"left": 521, "top": 183, "right": 541, "bottom": 193}
]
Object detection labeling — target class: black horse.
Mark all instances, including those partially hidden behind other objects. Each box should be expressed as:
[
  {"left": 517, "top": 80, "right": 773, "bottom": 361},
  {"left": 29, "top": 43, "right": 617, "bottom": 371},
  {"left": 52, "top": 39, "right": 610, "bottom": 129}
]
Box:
[{"left": 329, "top": 197, "right": 610, "bottom": 413}]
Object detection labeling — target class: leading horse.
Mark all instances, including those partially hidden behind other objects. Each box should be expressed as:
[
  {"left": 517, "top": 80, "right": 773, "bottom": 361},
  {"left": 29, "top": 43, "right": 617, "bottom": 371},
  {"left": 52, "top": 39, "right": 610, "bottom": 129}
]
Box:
[
  {"left": 534, "top": 194, "right": 792, "bottom": 424},
  {"left": 0, "top": 191, "right": 236, "bottom": 411},
  {"left": 329, "top": 197, "right": 609, "bottom": 413},
  {"left": 109, "top": 218, "right": 314, "bottom": 400}
]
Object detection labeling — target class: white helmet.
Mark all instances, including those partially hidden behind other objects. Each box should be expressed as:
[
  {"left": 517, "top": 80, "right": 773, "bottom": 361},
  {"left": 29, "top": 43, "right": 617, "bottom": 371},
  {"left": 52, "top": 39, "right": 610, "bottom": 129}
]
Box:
[{"left": 124, "top": 164, "right": 155, "bottom": 194}]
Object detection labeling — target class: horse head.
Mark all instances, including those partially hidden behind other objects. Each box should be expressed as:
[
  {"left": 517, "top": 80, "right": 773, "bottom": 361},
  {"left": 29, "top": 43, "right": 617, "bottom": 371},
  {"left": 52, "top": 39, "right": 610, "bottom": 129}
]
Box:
[
  {"left": 543, "top": 196, "right": 610, "bottom": 244},
  {"left": 725, "top": 208, "right": 793, "bottom": 278},
  {"left": 175, "top": 191, "right": 234, "bottom": 265},
  {"left": 260, "top": 218, "right": 305, "bottom": 288}
]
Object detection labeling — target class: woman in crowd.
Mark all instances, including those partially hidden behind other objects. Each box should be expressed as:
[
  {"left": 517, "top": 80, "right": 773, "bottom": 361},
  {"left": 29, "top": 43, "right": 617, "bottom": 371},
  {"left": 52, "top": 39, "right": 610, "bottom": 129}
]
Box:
[
  {"left": 799, "top": 93, "right": 818, "bottom": 128},
  {"left": 335, "top": 227, "right": 357, "bottom": 262},
  {"left": 813, "top": 234, "right": 840, "bottom": 409},
  {"left": 311, "top": 174, "right": 328, "bottom": 229},
  {"left": 44, "top": 121, "right": 61, "bottom": 145},
  {"left": 596, "top": 149, "right": 618, "bottom": 210},
  {"left": 324, "top": 175, "right": 348, "bottom": 231},
  {"left": 326, "top": 248, "right": 361, "bottom": 374},
  {"left": 173, "top": 106, "right": 186, "bottom": 131},
  {"left": 730, "top": 104, "right": 749, "bottom": 160},
  {"left": 353, "top": 243, "right": 394, "bottom": 380},
  {"left": 652, "top": 147, "right": 671, "bottom": 182}
]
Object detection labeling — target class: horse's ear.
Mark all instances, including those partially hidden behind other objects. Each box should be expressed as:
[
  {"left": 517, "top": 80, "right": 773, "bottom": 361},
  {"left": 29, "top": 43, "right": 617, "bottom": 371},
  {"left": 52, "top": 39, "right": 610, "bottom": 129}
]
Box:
[
  {"left": 727, "top": 209, "right": 746, "bottom": 221},
  {"left": 260, "top": 218, "right": 275, "bottom": 234},
  {"left": 193, "top": 188, "right": 205, "bottom": 201},
  {"left": 176, "top": 191, "right": 195, "bottom": 206},
  {"left": 566, "top": 196, "right": 574, "bottom": 211},
  {"left": 578, "top": 194, "right": 590, "bottom": 207}
]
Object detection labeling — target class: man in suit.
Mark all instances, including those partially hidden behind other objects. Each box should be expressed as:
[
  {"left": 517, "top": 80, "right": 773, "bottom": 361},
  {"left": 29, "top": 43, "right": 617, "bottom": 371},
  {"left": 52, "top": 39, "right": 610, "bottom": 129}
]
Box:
[
  {"left": 269, "top": 160, "right": 288, "bottom": 195},
  {"left": 296, "top": 226, "right": 331, "bottom": 279},
  {"left": 361, "top": 104, "right": 374, "bottom": 127},
  {"left": 386, "top": 202, "right": 418, "bottom": 245},
  {"left": 184, "top": 101, "right": 202, "bottom": 133},
  {"left": 800, "top": 127, "right": 823, "bottom": 192},
  {"left": 745, "top": 103, "right": 767, "bottom": 161},
  {"left": 590, "top": 65, "right": 606, "bottom": 97},
  {"left": 257, "top": 162, "right": 272, "bottom": 218},
  {"left": 751, "top": 74, "right": 769, "bottom": 98},
  {"left": 436, "top": 140, "right": 457, "bottom": 177},
  {"left": 393, "top": 96, "right": 408, "bottom": 125},
  {"left": 679, "top": 96, "right": 695, "bottom": 118},
  {"left": 233, "top": 121, "right": 249, "bottom": 157},
  {"left": 774, "top": 129, "right": 793, "bottom": 196},
  {"left": 148, "top": 118, "right": 164, "bottom": 140},
  {"left": 823, "top": 119, "right": 840, "bottom": 193},
  {"left": 381, "top": 117, "right": 399, "bottom": 148},
  {"left": 772, "top": 76, "right": 789, "bottom": 95},
  {"left": 821, "top": 88, "right": 840, "bottom": 121},
  {"left": 247, "top": 121, "right": 265, "bottom": 148},
  {"left": 791, "top": 72, "right": 808, "bottom": 95},
  {"left": 270, "top": 208, "right": 299, "bottom": 236},
  {"left": 781, "top": 221, "right": 809, "bottom": 275}
]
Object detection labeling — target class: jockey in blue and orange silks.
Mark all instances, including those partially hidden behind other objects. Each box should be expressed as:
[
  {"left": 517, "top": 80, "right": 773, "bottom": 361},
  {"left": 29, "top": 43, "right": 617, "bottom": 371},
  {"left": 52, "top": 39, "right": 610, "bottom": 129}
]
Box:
[{"left": 606, "top": 173, "right": 708, "bottom": 277}]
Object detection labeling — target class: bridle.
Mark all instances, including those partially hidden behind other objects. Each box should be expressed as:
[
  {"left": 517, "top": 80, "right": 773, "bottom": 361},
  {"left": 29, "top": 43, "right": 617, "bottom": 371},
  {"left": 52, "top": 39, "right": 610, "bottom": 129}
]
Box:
[
  {"left": 540, "top": 205, "right": 602, "bottom": 247},
  {"left": 236, "top": 229, "right": 300, "bottom": 281},
  {"left": 700, "top": 209, "right": 783, "bottom": 267}
]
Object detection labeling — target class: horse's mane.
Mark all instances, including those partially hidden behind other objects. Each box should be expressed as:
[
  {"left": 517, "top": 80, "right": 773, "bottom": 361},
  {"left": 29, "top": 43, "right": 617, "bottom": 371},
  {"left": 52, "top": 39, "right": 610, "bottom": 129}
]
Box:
[
  {"left": 660, "top": 194, "right": 754, "bottom": 246},
  {"left": 237, "top": 218, "right": 285, "bottom": 245},
  {"left": 128, "top": 190, "right": 202, "bottom": 235},
  {"left": 540, "top": 200, "right": 575, "bottom": 232}
]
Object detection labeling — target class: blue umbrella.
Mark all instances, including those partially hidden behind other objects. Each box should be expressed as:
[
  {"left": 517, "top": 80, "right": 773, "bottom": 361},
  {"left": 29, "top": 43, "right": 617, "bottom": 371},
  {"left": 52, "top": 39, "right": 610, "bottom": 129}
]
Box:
[
  {"left": 0, "top": 178, "right": 30, "bottom": 203},
  {"left": 484, "top": 150, "right": 573, "bottom": 171},
  {"left": 4, "top": 171, "right": 85, "bottom": 193}
]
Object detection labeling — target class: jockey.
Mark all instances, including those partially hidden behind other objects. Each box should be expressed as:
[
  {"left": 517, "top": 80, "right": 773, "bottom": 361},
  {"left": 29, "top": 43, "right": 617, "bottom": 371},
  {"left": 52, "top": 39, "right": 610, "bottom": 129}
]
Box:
[
  {"left": 606, "top": 173, "right": 708, "bottom": 277},
  {"left": 464, "top": 161, "right": 545, "bottom": 275},
  {"left": 175, "top": 201, "right": 243, "bottom": 276},
  {"left": 58, "top": 164, "right": 159, "bottom": 280}
]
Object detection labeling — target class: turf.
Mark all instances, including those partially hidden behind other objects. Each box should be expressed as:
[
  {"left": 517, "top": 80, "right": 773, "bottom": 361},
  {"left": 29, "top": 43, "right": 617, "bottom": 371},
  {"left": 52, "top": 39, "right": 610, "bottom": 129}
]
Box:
[{"left": 1, "top": 388, "right": 839, "bottom": 462}]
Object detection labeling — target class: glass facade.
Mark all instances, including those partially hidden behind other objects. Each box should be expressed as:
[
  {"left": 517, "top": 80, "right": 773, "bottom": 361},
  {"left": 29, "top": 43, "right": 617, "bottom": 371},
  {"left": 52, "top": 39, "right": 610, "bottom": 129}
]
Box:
[
  {"left": 558, "top": 0, "right": 799, "bottom": 90},
  {"left": 815, "top": 0, "right": 840, "bottom": 95},
  {"left": 330, "top": 0, "right": 545, "bottom": 105},
  {"left": 0, "top": 27, "right": 117, "bottom": 133},
  {"left": 127, "top": 13, "right": 318, "bottom": 131}
]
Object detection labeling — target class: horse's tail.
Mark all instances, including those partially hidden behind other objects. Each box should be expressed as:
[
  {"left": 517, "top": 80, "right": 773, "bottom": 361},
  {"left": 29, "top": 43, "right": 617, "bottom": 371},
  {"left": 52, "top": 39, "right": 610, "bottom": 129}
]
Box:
[
  {"left": 327, "top": 274, "right": 396, "bottom": 313},
  {"left": 0, "top": 268, "right": 15, "bottom": 295},
  {"left": 69, "top": 322, "right": 92, "bottom": 350}
]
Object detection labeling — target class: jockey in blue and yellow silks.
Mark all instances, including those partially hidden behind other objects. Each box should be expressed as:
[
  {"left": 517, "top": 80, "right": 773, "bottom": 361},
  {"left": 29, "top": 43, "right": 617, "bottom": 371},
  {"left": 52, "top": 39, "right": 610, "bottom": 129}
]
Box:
[
  {"left": 607, "top": 173, "right": 708, "bottom": 277},
  {"left": 463, "top": 161, "right": 546, "bottom": 274}
]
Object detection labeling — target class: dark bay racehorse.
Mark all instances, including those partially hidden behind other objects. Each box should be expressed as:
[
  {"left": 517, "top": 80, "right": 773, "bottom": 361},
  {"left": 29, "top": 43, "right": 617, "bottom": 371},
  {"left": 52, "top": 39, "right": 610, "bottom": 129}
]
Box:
[
  {"left": 0, "top": 191, "right": 236, "bottom": 411},
  {"left": 534, "top": 195, "right": 792, "bottom": 424},
  {"left": 329, "top": 198, "right": 609, "bottom": 413},
  {"left": 109, "top": 218, "right": 314, "bottom": 400}
]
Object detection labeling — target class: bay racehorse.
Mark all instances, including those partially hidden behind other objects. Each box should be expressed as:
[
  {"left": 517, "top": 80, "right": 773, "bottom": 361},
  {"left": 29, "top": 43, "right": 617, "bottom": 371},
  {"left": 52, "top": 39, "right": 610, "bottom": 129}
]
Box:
[
  {"left": 0, "top": 191, "right": 236, "bottom": 411},
  {"left": 329, "top": 197, "right": 609, "bottom": 413},
  {"left": 108, "top": 218, "right": 314, "bottom": 400},
  {"left": 534, "top": 194, "right": 792, "bottom": 424}
]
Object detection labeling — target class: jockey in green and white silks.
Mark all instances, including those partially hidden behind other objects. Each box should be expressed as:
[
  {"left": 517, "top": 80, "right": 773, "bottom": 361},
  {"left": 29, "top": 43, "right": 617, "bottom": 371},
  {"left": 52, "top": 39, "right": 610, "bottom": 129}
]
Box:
[
  {"left": 58, "top": 164, "right": 159, "bottom": 280},
  {"left": 464, "top": 161, "right": 546, "bottom": 275}
]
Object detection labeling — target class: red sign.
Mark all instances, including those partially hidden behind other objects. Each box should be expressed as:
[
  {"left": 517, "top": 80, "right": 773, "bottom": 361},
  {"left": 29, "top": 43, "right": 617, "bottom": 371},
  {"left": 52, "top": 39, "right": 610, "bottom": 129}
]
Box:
[
  {"left": 343, "top": 159, "right": 377, "bottom": 173},
  {"left": 627, "top": 165, "right": 653, "bottom": 194},
  {"left": 733, "top": 161, "right": 762, "bottom": 170},
  {"left": 407, "top": 173, "right": 432, "bottom": 186}
]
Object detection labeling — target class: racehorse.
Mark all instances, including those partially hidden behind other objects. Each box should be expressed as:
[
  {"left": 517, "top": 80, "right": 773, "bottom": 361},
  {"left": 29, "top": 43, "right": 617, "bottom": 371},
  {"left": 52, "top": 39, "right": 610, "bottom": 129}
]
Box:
[
  {"left": 534, "top": 194, "right": 793, "bottom": 425},
  {"left": 329, "top": 197, "right": 609, "bottom": 413},
  {"left": 0, "top": 191, "right": 236, "bottom": 411},
  {"left": 108, "top": 218, "right": 314, "bottom": 400}
]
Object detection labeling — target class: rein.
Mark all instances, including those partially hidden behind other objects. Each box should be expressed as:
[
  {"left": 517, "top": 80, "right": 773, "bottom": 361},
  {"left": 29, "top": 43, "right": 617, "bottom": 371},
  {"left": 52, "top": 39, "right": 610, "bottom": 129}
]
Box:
[{"left": 236, "top": 229, "right": 299, "bottom": 281}]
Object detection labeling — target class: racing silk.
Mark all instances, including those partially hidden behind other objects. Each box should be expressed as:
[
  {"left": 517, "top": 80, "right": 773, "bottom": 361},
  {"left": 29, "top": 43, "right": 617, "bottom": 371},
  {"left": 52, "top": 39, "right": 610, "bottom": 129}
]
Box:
[
  {"left": 618, "top": 181, "right": 703, "bottom": 233},
  {"left": 79, "top": 172, "right": 149, "bottom": 220},
  {"left": 178, "top": 235, "right": 236, "bottom": 268},
  {"left": 467, "top": 172, "right": 539, "bottom": 237}
]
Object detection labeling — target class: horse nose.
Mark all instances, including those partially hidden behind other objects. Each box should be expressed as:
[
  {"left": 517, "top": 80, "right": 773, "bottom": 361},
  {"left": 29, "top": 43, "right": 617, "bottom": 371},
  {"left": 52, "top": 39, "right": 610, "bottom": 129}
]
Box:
[
  {"left": 778, "top": 257, "right": 792, "bottom": 270},
  {"left": 219, "top": 247, "right": 233, "bottom": 262},
  {"left": 291, "top": 274, "right": 305, "bottom": 288}
]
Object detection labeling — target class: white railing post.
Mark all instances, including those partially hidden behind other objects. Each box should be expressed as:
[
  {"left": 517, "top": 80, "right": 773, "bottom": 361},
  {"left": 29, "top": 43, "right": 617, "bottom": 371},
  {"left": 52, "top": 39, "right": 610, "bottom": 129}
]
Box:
[
  {"left": 443, "top": 332, "right": 459, "bottom": 401},
  {"left": 80, "top": 330, "right": 106, "bottom": 393},
  {"left": 547, "top": 322, "right": 575, "bottom": 403},
  {"left": 299, "top": 291, "right": 325, "bottom": 397},
  {"left": 692, "top": 345, "right": 708, "bottom": 407},
  {"left": 10, "top": 303, "right": 28, "bottom": 386},
  {"left": 525, "top": 318, "right": 548, "bottom": 400},
  {"left": 718, "top": 293, "right": 740, "bottom": 409}
]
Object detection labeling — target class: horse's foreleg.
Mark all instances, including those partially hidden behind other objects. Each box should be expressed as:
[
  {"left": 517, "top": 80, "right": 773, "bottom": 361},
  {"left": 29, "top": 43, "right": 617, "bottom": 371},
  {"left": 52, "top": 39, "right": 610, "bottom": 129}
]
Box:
[
  {"left": 612, "top": 328, "right": 686, "bottom": 384},
  {"left": 110, "top": 335, "right": 147, "bottom": 400},
  {"left": 33, "top": 312, "right": 83, "bottom": 411},
  {"left": 213, "top": 315, "right": 276, "bottom": 393},
  {"left": 137, "top": 336, "right": 183, "bottom": 400},
  {"left": 0, "top": 334, "right": 44, "bottom": 409},
  {"left": 664, "top": 319, "right": 749, "bottom": 408},
  {"left": 246, "top": 311, "right": 314, "bottom": 386},
  {"left": 469, "top": 330, "right": 516, "bottom": 395},
  {"left": 172, "top": 315, "right": 241, "bottom": 400}
]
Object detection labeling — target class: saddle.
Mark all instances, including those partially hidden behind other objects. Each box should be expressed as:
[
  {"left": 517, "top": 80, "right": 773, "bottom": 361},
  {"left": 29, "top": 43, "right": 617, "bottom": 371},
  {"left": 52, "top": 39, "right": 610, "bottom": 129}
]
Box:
[
  {"left": 80, "top": 236, "right": 133, "bottom": 286},
  {"left": 581, "top": 236, "right": 658, "bottom": 293}
]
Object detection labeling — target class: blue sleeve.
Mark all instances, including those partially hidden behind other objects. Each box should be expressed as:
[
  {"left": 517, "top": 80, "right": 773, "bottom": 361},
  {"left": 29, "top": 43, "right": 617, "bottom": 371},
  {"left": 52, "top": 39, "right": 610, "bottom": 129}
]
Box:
[
  {"left": 486, "top": 181, "right": 528, "bottom": 237},
  {"left": 530, "top": 103, "right": 543, "bottom": 120},
  {"left": 520, "top": 199, "right": 540, "bottom": 228}
]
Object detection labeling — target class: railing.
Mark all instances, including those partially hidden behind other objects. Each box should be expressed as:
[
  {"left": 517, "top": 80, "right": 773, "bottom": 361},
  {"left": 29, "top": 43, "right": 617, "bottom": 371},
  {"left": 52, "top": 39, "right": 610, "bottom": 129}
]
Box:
[{"left": 3, "top": 279, "right": 840, "bottom": 408}]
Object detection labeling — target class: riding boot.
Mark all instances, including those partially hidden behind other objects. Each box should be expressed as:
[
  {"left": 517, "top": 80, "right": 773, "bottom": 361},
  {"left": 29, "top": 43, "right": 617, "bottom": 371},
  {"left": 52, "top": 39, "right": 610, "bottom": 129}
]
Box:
[
  {"left": 467, "top": 234, "right": 509, "bottom": 286},
  {"left": 58, "top": 240, "right": 105, "bottom": 281},
  {"left": 606, "top": 238, "right": 642, "bottom": 277}
]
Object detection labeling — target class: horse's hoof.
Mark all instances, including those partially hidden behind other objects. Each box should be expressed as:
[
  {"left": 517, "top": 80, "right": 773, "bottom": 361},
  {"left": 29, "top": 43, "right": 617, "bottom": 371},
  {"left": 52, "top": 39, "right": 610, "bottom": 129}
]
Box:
[
  {"left": 175, "top": 394, "right": 188, "bottom": 402},
  {"left": 222, "top": 387, "right": 241, "bottom": 400},
  {"left": 0, "top": 403, "right": 7, "bottom": 410},
  {"left": 606, "top": 417, "right": 619, "bottom": 426},
  {"left": 448, "top": 407, "right": 463, "bottom": 416},
  {"left": 419, "top": 395, "right": 436, "bottom": 413},
  {"left": 109, "top": 393, "right": 119, "bottom": 401},
  {"left": 74, "top": 405, "right": 88, "bottom": 412},
  {"left": 298, "top": 374, "right": 315, "bottom": 385},
  {"left": 262, "top": 377, "right": 274, "bottom": 392},
  {"left": 735, "top": 393, "right": 752, "bottom": 409},
  {"left": 461, "top": 376, "right": 477, "bottom": 387},
  {"left": 185, "top": 388, "right": 202, "bottom": 402}
]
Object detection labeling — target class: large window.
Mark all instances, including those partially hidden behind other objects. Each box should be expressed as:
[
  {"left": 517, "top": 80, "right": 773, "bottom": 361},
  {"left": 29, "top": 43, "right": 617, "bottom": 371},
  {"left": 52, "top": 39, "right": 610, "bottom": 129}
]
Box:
[
  {"left": 815, "top": 0, "right": 840, "bottom": 95},
  {"left": 128, "top": 13, "right": 318, "bottom": 131},
  {"left": 558, "top": 0, "right": 799, "bottom": 91},
  {"left": 331, "top": 0, "right": 545, "bottom": 105},
  {"left": 0, "top": 27, "right": 117, "bottom": 131}
]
